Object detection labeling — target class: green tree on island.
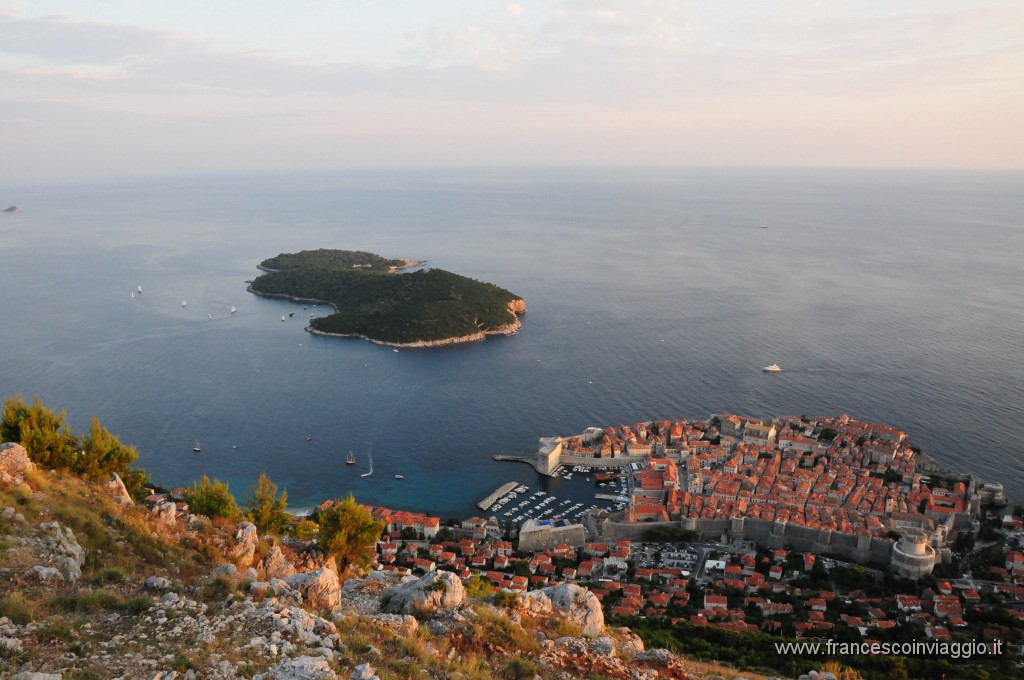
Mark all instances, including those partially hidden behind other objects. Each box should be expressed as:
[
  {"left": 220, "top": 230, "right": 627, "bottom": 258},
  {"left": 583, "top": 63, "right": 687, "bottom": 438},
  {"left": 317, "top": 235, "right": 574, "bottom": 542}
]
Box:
[
  {"left": 245, "top": 472, "right": 290, "bottom": 534},
  {"left": 315, "top": 494, "right": 384, "bottom": 573}
]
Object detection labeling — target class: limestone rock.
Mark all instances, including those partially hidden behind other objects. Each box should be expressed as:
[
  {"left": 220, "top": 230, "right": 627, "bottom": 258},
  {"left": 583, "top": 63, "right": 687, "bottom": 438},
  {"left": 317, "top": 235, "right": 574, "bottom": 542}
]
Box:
[
  {"left": 351, "top": 663, "right": 379, "bottom": 680},
  {"left": 29, "top": 565, "right": 65, "bottom": 582},
  {"left": 255, "top": 654, "right": 338, "bottom": 679},
  {"left": 228, "top": 521, "right": 259, "bottom": 569},
  {"left": 611, "top": 626, "right": 645, "bottom": 656},
  {"left": 144, "top": 576, "right": 174, "bottom": 591},
  {"left": 259, "top": 545, "right": 297, "bottom": 580},
  {"left": 295, "top": 547, "right": 337, "bottom": 574},
  {"left": 104, "top": 472, "right": 134, "bottom": 505},
  {"left": 0, "top": 442, "right": 33, "bottom": 487},
  {"left": 151, "top": 501, "right": 177, "bottom": 527},
  {"left": 283, "top": 568, "right": 341, "bottom": 610},
  {"left": 380, "top": 570, "right": 465, "bottom": 615},
  {"left": 367, "top": 613, "right": 417, "bottom": 635},
  {"left": 521, "top": 584, "right": 604, "bottom": 636}
]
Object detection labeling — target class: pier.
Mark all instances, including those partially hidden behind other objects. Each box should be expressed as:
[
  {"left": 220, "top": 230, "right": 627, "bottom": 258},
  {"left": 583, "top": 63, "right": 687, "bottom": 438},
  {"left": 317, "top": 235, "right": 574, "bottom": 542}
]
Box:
[{"left": 478, "top": 481, "right": 520, "bottom": 511}]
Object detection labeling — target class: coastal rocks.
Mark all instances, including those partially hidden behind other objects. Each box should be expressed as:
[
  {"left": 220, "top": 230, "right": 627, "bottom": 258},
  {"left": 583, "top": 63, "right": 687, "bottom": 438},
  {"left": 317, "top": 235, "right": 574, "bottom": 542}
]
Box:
[
  {"left": 282, "top": 568, "right": 341, "bottom": 611},
  {"left": 380, "top": 570, "right": 465, "bottom": 615},
  {"left": 521, "top": 584, "right": 604, "bottom": 636},
  {"left": 0, "top": 442, "right": 33, "bottom": 487},
  {"left": 104, "top": 472, "right": 134, "bottom": 505},
  {"left": 228, "top": 522, "right": 259, "bottom": 568},
  {"left": 254, "top": 655, "right": 338, "bottom": 680}
]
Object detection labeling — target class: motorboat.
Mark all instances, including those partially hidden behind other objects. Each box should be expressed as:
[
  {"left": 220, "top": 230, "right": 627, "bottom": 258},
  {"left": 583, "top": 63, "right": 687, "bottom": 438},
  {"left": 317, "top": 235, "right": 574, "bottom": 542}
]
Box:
[{"left": 763, "top": 364, "right": 782, "bottom": 372}]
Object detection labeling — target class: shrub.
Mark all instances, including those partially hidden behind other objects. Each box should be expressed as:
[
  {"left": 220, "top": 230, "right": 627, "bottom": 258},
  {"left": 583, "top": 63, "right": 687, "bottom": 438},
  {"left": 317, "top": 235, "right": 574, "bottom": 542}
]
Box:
[
  {"left": 315, "top": 494, "right": 384, "bottom": 572},
  {"left": 0, "top": 592, "right": 35, "bottom": 624},
  {"left": 244, "top": 473, "right": 290, "bottom": 534},
  {"left": 292, "top": 518, "right": 319, "bottom": 542},
  {"left": 185, "top": 476, "right": 241, "bottom": 521},
  {"left": 492, "top": 590, "right": 520, "bottom": 609},
  {"left": 92, "top": 567, "right": 128, "bottom": 584},
  {"left": 202, "top": 575, "right": 235, "bottom": 602},
  {"left": 502, "top": 656, "right": 538, "bottom": 680}
]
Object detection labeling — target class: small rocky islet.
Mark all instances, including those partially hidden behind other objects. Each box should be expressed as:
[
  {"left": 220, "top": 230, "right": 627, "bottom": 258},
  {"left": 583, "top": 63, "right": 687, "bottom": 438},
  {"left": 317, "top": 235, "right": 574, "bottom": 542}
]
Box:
[{"left": 247, "top": 249, "right": 526, "bottom": 347}]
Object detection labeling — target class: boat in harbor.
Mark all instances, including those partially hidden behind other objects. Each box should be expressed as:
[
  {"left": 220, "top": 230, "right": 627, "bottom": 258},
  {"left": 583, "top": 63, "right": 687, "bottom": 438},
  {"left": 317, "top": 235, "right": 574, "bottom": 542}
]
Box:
[
  {"left": 763, "top": 364, "right": 782, "bottom": 372},
  {"left": 346, "top": 450, "right": 356, "bottom": 465},
  {"left": 192, "top": 439, "right": 201, "bottom": 453}
]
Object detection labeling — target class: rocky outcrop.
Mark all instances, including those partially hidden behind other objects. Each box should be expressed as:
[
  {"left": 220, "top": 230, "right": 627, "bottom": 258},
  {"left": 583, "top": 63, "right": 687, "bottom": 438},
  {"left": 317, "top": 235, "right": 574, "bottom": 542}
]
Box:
[
  {"left": 282, "top": 568, "right": 341, "bottom": 611},
  {"left": 228, "top": 521, "right": 259, "bottom": 569},
  {"left": 0, "top": 442, "right": 33, "bottom": 487},
  {"left": 521, "top": 584, "right": 604, "bottom": 636},
  {"left": 259, "top": 545, "right": 298, "bottom": 580},
  {"left": 39, "top": 521, "right": 85, "bottom": 582},
  {"left": 104, "top": 472, "right": 134, "bottom": 505},
  {"left": 151, "top": 501, "right": 178, "bottom": 527},
  {"left": 380, "top": 570, "right": 466, "bottom": 615},
  {"left": 253, "top": 655, "right": 338, "bottom": 679},
  {"left": 294, "top": 547, "right": 336, "bottom": 574}
]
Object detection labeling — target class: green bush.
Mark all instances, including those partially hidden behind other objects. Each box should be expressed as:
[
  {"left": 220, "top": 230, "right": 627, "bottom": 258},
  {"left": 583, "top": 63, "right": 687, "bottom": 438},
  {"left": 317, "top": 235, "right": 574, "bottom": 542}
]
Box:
[
  {"left": 0, "top": 592, "right": 35, "bottom": 624},
  {"left": 314, "top": 494, "right": 383, "bottom": 572},
  {"left": 244, "top": 473, "right": 290, "bottom": 534},
  {"left": 503, "top": 656, "right": 539, "bottom": 680},
  {"left": 185, "top": 475, "right": 241, "bottom": 521}
]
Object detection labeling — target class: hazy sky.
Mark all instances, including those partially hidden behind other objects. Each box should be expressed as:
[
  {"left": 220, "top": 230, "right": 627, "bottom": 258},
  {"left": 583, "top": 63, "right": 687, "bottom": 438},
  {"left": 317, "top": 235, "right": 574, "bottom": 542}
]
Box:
[{"left": 1, "top": 1, "right": 1021, "bottom": 181}]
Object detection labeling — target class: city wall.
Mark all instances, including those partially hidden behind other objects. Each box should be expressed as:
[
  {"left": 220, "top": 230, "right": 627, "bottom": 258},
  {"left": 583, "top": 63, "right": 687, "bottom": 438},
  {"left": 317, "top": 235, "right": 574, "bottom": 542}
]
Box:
[{"left": 600, "top": 515, "right": 895, "bottom": 565}]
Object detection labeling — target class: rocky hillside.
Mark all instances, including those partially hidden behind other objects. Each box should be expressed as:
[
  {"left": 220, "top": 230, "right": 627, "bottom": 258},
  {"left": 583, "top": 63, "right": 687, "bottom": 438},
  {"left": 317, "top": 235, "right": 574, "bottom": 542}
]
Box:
[{"left": 1, "top": 442, "right": 774, "bottom": 680}]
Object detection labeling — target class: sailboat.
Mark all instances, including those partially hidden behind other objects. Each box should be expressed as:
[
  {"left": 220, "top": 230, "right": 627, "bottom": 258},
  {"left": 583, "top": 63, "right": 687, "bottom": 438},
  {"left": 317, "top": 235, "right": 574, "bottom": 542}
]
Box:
[
  {"left": 130, "top": 291, "right": 135, "bottom": 300},
  {"left": 395, "top": 474, "right": 405, "bottom": 480},
  {"left": 230, "top": 306, "right": 237, "bottom": 314},
  {"left": 759, "top": 219, "right": 768, "bottom": 229},
  {"left": 192, "top": 439, "right": 201, "bottom": 453},
  {"left": 360, "top": 452, "right": 374, "bottom": 478},
  {"left": 346, "top": 450, "right": 356, "bottom": 465},
  {"left": 137, "top": 285, "right": 143, "bottom": 294},
  {"left": 281, "top": 315, "right": 286, "bottom": 322},
  {"left": 181, "top": 300, "right": 187, "bottom": 308}
]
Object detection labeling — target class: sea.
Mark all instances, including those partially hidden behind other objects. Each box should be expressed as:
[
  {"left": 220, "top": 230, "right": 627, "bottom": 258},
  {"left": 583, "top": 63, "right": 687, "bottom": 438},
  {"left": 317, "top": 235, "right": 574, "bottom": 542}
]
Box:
[{"left": 1, "top": 167, "right": 1022, "bottom": 519}]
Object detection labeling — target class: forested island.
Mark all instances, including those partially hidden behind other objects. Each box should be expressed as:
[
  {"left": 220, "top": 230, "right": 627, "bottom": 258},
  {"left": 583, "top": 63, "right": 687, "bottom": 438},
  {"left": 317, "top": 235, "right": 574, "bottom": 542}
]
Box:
[{"left": 248, "top": 249, "right": 526, "bottom": 347}]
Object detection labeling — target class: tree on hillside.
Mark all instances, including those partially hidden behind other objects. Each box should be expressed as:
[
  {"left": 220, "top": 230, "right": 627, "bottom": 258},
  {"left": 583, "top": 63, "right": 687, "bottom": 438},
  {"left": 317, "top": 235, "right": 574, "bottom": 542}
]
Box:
[
  {"left": 186, "top": 475, "right": 241, "bottom": 521},
  {"left": 76, "top": 416, "right": 139, "bottom": 481},
  {"left": 1, "top": 394, "right": 76, "bottom": 468},
  {"left": 245, "top": 473, "right": 290, "bottom": 534},
  {"left": 315, "top": 494, "right": 384, "bottom": 573}
]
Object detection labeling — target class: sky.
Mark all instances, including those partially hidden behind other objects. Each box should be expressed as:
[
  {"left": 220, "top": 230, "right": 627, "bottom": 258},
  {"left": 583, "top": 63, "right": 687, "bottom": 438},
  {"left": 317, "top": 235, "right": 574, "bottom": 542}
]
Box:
[{"left": 1, "top": 0, "right": 1022, "bottom": 181}]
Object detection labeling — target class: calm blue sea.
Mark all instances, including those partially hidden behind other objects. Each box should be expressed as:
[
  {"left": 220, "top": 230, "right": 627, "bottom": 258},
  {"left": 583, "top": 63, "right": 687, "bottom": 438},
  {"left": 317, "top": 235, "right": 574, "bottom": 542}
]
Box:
[{"left": 1, "top": 167, "right": 1022, "bottom": 518}]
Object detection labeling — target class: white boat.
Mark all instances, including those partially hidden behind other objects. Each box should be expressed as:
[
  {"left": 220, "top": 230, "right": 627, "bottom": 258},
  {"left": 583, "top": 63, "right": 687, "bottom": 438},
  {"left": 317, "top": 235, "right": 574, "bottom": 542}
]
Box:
[
  {"left": 346, "top": 450, "right": 356, "bottom": 465},
  {"left": 192, "top": 439, "right": 201, "bottom": 453},
  {"left": 230, "top": 306, "right": 237, "bottom": 314},
  {"left": 281, "top": 315, "right": 286, "bottom": 322},
  {"left": 208, "top": 314, "right": 213, "bottom": 320},
  {"left": 360, "top": 452, "right": 374, "bottom": 478},
  {"left": 181, "top": 300, "right": 187, "bottom": 307},
  {"left": 763, "top": 364, "right": 782, "bottom": 372},
  {"left": 130, "top": 291, "right": 135, "bottom": 300},
  {"left": 137, "top": 285, "right": 143, "bottom": 294},
  {"left": 395, "top": 474, "right": 404, "bottom": 480}
]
